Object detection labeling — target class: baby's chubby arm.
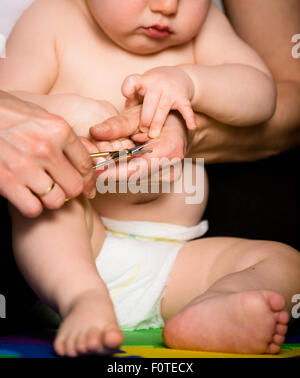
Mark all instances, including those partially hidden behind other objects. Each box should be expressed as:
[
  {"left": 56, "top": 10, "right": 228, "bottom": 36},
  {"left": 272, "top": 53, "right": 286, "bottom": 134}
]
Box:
[
  {"left": 0, "top": 0, "right": 60, "bottom": 94},
  {"left": 12, "top": 92, "right": 119, "bottom": 139},
  {"left": 179, "top": 3, "right": 277, "bottom": 127}
]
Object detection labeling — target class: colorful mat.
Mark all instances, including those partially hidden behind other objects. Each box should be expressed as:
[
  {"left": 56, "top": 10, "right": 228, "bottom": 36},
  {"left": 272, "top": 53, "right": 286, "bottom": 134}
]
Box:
[{"left": 0, "top": 328, "right": 300, "bottom": 358}]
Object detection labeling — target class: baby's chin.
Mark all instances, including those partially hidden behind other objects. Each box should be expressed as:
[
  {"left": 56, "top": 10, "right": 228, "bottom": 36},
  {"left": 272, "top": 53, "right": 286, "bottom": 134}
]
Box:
[{"left": 112, "top": 36, "right": 184, "bottom": 56}]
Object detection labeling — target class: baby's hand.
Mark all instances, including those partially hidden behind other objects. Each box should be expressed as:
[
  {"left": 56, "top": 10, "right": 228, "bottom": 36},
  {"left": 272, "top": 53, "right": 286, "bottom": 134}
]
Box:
[
  {"left": 93, "top": 138, "right": 136, "bottom": 155},
  {"left": 121, "top": 66, "right": 196, "bottom": 139}
]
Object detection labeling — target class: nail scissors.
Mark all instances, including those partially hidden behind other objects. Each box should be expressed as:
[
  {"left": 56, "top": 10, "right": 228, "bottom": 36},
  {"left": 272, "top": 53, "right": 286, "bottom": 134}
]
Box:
[{"left": 90, "top": 140, "right": 158, "bottom": 170}]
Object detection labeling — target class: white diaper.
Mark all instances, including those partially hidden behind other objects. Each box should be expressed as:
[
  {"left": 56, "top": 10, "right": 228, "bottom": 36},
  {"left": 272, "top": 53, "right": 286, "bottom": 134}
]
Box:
[{"left": 95, "top": 217, "right": 208, "bottom": 331}]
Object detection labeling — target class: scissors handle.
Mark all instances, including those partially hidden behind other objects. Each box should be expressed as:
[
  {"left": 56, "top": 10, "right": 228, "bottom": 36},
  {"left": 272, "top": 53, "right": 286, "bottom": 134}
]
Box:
[{"left": 90, "top": 152, "right": 115, "bottom": 158}]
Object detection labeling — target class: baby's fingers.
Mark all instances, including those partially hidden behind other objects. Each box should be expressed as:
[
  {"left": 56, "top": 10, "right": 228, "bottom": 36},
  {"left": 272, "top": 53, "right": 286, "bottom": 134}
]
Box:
[
  {"left": 125, "top": 96, "right": 140, "bottom": 110},
  {"left": 122, "top": 74, "right": 144, "bottom": 100},
  {"left": 148, "top": 98, "right": 172, "bottom": 138},
  {"left": 131, "top": 133, "right": 150, "bottom": 143},
  {"left": 95, "top": 138, "right": 135, "bottom": 153},
  {"left": 140, "top": 91, "right": 161, "bottom": 133},
  {"left": 176, "top": 102, "right": 197, "bottom": 130}
]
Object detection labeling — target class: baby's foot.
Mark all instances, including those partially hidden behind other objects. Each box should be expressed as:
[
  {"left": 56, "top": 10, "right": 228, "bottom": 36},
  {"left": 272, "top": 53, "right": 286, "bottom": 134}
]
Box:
[
  {"left": 54, "top": 290, "right": 123, "bottom": 357},
  {"left": 163, "top": 290, "right": 289, "bottom": 355}
]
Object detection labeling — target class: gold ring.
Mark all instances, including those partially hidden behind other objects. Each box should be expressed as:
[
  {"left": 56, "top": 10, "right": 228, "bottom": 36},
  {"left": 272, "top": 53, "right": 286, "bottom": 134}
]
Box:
[{"left": 39, "top": 182, "right": 55, "bottom": 197}]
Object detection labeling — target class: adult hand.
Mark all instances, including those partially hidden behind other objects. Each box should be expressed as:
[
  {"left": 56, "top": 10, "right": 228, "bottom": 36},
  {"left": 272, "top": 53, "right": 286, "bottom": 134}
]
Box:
[
  {"left": 90, "top": 105, "right": 187, "bottom": 181},
  {"left": 186, "top": 113, "right": 279, "bottom": 164},
  {"left": 220, "top": 0, "right": 300, "bottom": 160},
  {"left": 0, "top": 92, "right": 96, "bottom": 217},
  {"left": 89, "top": 102, "right": 282, "bottom": 168}
]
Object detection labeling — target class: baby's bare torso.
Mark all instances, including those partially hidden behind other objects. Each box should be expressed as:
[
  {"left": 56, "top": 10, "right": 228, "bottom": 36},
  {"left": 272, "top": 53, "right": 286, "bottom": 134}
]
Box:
[
  {"left": 50, "top": 0, "right": 206, "bottom": 226},
  {"left": 50, "top": 1, "right": 195, "bottom": 110}
]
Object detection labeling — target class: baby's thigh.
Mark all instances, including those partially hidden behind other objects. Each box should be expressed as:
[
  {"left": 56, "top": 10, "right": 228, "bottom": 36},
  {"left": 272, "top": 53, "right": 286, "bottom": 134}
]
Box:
[
  {"left": 62, "top": 196, "right": 105, "bottom": 260},
  {"left": 161, "top": 237, "right": 279, "bottom": 321},
  {"left": 87, "top": 200, "right": 106, "bottom": 260}
]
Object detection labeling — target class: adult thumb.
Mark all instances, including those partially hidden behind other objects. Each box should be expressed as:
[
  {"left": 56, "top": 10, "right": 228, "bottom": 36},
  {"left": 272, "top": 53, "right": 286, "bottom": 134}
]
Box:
[{"left": 90, "top": 105, "right": 142, "bottom": 141}]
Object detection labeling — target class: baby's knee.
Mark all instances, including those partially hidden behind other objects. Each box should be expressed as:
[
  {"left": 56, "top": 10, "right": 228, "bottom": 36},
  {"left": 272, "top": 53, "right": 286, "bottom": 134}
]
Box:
[{"left": 247, "top": 240, "right": 300, "bottom": 270}]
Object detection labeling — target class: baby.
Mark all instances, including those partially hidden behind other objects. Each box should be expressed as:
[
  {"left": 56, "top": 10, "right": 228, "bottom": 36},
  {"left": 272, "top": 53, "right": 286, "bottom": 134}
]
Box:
[{"left": 1, "top": 0, "right": 300, "bottom": 357}]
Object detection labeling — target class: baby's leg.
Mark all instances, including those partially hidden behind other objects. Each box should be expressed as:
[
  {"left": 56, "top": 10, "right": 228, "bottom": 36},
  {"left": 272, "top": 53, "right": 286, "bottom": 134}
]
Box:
[
  {"left": 161, "top": 238, "right": 300, "bottom": 354},
  {"left": 10, "top": 198, "right": 123, "bottom": 357}
]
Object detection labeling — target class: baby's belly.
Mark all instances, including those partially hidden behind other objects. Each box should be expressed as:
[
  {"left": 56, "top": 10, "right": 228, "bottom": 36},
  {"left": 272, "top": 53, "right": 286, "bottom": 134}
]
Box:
[
  {"left": 91, "top": 192, "right": 164, "bottom": 222},
  {"left": 90, "top": 171, "right": 208, "bottom": 227}
]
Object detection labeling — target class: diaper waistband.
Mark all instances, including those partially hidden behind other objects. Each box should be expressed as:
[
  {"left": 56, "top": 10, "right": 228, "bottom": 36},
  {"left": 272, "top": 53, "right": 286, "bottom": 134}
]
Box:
[{"left": 101, "top": 216, "right": 208, "bottom": 242}]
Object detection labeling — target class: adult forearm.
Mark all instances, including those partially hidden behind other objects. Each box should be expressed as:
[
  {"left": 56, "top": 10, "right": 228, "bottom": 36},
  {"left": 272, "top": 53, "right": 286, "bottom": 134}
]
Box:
[
  {"left": 179, "top": 64, "right": 276, "bottom": 127},
  {"left": 264, "top": 80, "right": 300, "bottom": 153},
  {"left": 187, "top": 80, "right": 300, "bottom": 164},
  {"left": 222, "top": 0, "right": 300, "bottom": 156},
  {"left": 0, "top": 90, "right": 43, "bottom": 129},
  {"left": 0, "top": 91, "right": 96, "bottom": 216}
]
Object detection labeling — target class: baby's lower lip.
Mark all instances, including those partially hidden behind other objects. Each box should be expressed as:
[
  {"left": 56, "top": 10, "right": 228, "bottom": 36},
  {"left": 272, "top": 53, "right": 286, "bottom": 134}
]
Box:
[{"left": 142, "top": 27, "right": 171, "bottom": 39}]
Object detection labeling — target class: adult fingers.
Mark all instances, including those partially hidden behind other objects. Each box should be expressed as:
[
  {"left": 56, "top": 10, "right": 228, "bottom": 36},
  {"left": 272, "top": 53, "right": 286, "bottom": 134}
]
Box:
[
  {"left": 44, "top": 150, "right": 94, "bottom": 200},
  {"left": 22, "top": 168, "right": 67, "bottom": 210},
  {"left": 2, "top": 139, "right": 70, "bottom": 209},
  {"left": 0, "top": 131, "right": 70, "bottom": 214},
  {"left": 175, "top": 102, "right": 197, "bottom": 131},
  {"left": 62, "top": 129, "right": 96, "bottom": 198},
  {"left": 36, "top": 116, "right": 96, "bottom": 199},
  {"left": 78, "top": 136, "right": 99, "bottom": 155},
  {"left": 0, "top": 168, "right": 43, "bottom": 218},
  {"left": 90, "top": 106, "right": 141, "bottom": 141}
]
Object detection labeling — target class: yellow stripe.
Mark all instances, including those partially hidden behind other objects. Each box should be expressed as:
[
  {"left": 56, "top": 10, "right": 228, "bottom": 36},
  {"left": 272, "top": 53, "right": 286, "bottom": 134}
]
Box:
[
  {"left": 104, "top": 226, "right": 183, "bottom": 244},
  {"left": 110, "top": 264, "right": 141, "bottom": 300}
]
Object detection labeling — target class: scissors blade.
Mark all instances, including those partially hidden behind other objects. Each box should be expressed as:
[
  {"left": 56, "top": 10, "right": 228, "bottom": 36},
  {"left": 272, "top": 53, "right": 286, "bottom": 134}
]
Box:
[
  {"left": 128, "top": 139, "right": 159, "bottom": 156},
  {"left": 92, "top": 140, "right": 159, "bottom": 170},
  {"left": 93, "top": 158, "right": 117, "bottom": 169}
]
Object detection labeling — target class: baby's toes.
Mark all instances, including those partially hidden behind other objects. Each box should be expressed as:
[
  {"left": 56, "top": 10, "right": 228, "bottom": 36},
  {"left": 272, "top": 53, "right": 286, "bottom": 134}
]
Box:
[
  {"left": 86, "top": 327, "right": 103, "bottom": 353},
  {"left": 275, "top": 323, "right": 288, "bottom": 336},
  {"left": 264, "top": 290, "right": 286, "bottom": 313},
  {"left": 272, "top": 333, "right": 285, "bottom": 346},
  {"left": 276, "top": 311, "right": 290, "bottom": 325},
  {"left": 266, "top": 343, "right": 281, "bottom": 355},
  {"left": 65, "top": 333, "right": 79, "bottom": 357},
  {"left": 103, "top": 328, "right": 124, "bottom": 352},
  {"left": 54, "top": 333, "right": 68, "bottom": 356},
  {"left": 75, "top": 332, "right": 88, "bottom": 355}
]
